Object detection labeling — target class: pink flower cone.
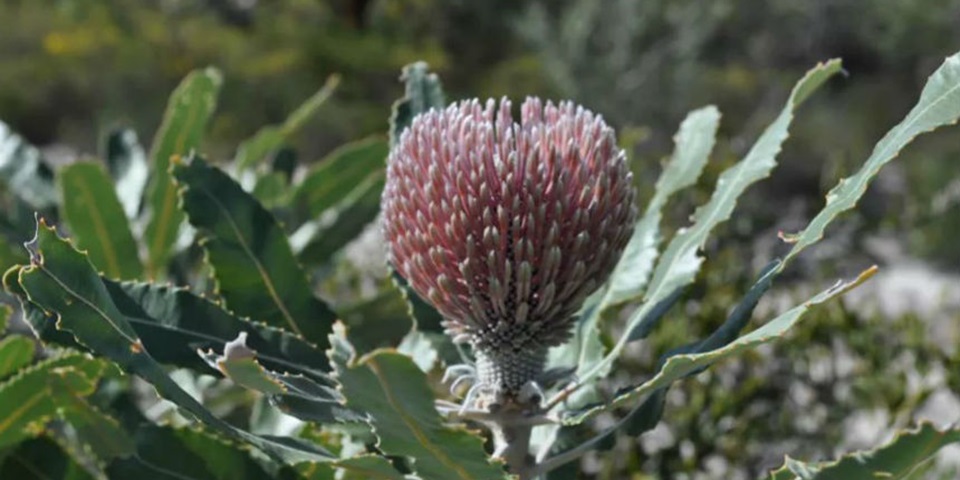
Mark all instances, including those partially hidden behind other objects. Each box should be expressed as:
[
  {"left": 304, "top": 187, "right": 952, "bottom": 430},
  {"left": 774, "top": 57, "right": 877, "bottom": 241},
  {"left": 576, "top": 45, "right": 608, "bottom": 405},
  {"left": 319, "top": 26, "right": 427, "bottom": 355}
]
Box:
[{"left": 382, "top": 98, "right": 636, "bottom": 399}]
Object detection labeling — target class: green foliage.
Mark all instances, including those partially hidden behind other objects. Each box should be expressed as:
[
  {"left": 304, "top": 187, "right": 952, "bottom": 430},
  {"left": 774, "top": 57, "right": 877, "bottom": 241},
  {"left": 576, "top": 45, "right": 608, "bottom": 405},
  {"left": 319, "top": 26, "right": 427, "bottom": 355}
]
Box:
[
  {"left": 173, "top": 155, "right": 337, "bottom": 346},
  {"left": 0, "top": 335, "right": 36, "bottom": 380},
  {"left": 532, "top": 51, "right": 960, "bottom": 474},
  {"left": 107, "top": 280, "right": 331, "bottom": 378},
  {"left": 0, "top": 353, "right": 106, "bottom": 449},
  {"left": 604, "top": 105, "right": 720, "bottom": 307},
  {"left": 236, "top": 75, "right": 340, "bottom": 172},
  {"left": 0, "top": 47, "right": 958, "bottom": 479},
  {"left": 769, "top": 423, "right": 960, "bottom": 480},
  {"left": 330, "top": 326, "right": 508, "bottom": 480},
  {"left": 14, "top": 220, "right": 336, "bottom": 464},
  {"left": 59, "top": 162, "right": 143, "bottom": 279},
  {"left": 782, "top": 53, "right": 960, "bottom": 263},
  {"left": 292, "top": 138, "right": 389, "bottom": 221}
]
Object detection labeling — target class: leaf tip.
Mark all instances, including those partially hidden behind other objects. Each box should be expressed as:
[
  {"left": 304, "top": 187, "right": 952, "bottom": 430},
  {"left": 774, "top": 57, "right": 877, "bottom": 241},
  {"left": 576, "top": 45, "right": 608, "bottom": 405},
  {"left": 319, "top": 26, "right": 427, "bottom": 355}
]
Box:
[{"left": 777, "top": 230, "right": 800, "bottom": 243}]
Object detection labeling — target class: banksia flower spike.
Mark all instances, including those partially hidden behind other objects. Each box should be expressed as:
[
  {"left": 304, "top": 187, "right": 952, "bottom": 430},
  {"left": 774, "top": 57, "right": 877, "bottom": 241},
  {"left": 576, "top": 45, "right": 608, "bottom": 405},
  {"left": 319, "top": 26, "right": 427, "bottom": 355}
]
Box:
[{"left": 382, "top": 98, "right": 637, "bottom": 408}]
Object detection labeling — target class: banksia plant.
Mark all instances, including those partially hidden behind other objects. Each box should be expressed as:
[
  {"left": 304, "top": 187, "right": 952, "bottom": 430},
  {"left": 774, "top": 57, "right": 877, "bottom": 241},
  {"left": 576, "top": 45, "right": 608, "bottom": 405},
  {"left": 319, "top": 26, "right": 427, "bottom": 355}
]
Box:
[
  {"left": 382, "top": 97, "right": 637, "bottom": 410},
  {"left": 2, "top": 54, "right": 960, "bottom": 480}
]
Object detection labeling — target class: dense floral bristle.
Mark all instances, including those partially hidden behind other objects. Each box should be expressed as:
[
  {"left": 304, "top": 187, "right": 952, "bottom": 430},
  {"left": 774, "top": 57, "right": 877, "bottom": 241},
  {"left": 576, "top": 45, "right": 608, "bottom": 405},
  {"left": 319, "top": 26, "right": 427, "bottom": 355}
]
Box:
[{"left": 382, "top": 97, "right": 637, "bottom": 356}]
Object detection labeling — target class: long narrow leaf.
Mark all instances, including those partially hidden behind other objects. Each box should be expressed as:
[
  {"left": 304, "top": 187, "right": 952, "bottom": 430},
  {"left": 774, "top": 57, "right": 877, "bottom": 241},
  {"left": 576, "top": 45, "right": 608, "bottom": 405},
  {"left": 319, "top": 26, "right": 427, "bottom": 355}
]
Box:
[
  {"left": 60, "top": 162, "right": 143, "bottom": 279},
  {"left": 576, "top": 59, "right": 842, "bottom": 387},
  {"left": 605, "top": 105, "right": 721, "bottom": 306},
  {"left": 769, "top": 422, "right": 960, "bottom": 480},
  {"left": 783, "top": 51, "right": 960, "bottom": 265},
  {"left": 292, "top": 137, "right": 388, "bottom": 222},
  {"left": 235, "top": 74, "right": 340, "bottom": 171},
  {"left": 533, "top": 266, "right": 876, "bottom": 476},
  {"left": 0, "top": 353, "right": 105, "bottom": 449},
  {"left": 143, "top": 68, "right": 221, "bottom": 277},
  {"left": 562, "top": 265, "right": 875, "bottom": 426},
  {"left": 14, "top": 220, "right": 335, "bottom": 464},
  {"left": 173, "top": 155, "right": 337, "bottom": 346},
  {"left": 106, "top": 279, "right": 332, "bottom": 379}
]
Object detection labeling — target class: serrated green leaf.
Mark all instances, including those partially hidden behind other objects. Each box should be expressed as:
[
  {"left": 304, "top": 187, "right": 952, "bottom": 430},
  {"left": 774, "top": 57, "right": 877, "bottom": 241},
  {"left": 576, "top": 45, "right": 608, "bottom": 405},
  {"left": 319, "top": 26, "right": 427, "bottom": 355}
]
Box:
[
  {"left": 106, "top": 279, "right": 331, "bottom": 379},
  {"left": 0, "top": 435, "right": 99, "bottom": 480},
  {"left": 292, "top": 138, "right": 388, "bottom": 222},
  {"left": 389, "top": 62, "right": 445, "bottom": 147},
  {"left": 143, "top": 68, "right": 221, "bottom": 278},
  {"left": 3, "top": 265, "right": 85, "bottom": 350},
  {"left": 0, "top": 335, "right": 35, "bottom": 380},
  {"left": 0, "top": 120, "right": 57, "bottom": 209},
  {"left": 605, "top": 105, "right": 720, "bottom": 307},
  {"left": 576, "top": 59, "right": 842, "bottom": 387},
  {"left": 104, "top": 128, "right": 149, "bottom": 220},
  {"left": 108, "top": 425, "right": 273, "bottom": 480},
  {"left": 14, "top": 221, "right": 334, "bottom": 464},
  {"left": 236, "top": 75, "right": 340, "bottom": 171},
  {"left": 60, "top": 162, "right": 144, "bottom": 280},
  {"left": 563, "top": 265, "right": 875, "bottom": 426},
  {"left": 0, "top": 353, "right": 105, "bottom": 449},
  {"left": 620, "top": 259, "right": 783, "bottom": 437},
  {"left": 52, "top": 385, "right": 135, "bottom": 461},
  {"left": 173, "top": 155, "right": 336, "bottom": 347},
  {"left": 769, "top": 423, "right": 960, "bottom": 480},
  {"left": 294, "top": 172, "right": 384, "bottom": 266},
  {"left": 197, "top": 334, "right": 362, "bottom": 424},
  {"left": 330, "top": 328, "right": 507, "bottom": 480},
  {"left": 784, "top": 51, "right": 960, "bottom": 265}
]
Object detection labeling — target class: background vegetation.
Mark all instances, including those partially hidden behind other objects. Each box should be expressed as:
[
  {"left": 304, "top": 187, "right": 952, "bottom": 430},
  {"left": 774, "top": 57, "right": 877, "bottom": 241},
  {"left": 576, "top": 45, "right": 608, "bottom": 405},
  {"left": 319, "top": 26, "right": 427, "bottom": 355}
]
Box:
[{"left": 1, "top": 1, "right": 958, "bottom": 478}]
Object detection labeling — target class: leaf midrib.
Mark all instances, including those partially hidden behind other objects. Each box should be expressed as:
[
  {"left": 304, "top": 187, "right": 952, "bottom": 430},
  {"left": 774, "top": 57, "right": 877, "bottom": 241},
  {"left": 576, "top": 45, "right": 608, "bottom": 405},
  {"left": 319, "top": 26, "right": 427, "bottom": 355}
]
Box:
[
  {"left": 148, "top": 88, "right": 204, "bottom": 276},
  {"left": 366, "top": 357, "right": 476, "bottom": 480},
  {"left": 69, "top": 171, "right": 123, "bottom": 278},
  {"left": 194, "top": 184, "right": 305, "bottom": 337},
  {"left": 0, "top": 389, "right": 47, "bottom": 436},
  {"left": 26, "top": 260, "right": 140, "bottom": 346}
]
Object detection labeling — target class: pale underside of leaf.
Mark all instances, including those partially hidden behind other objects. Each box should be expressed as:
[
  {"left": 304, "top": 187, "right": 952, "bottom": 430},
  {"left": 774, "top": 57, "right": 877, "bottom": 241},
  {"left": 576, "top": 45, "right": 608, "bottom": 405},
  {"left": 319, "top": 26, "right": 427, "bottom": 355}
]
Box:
[{"left": 575, "top": 59, "right": 842, "bottom": 389}]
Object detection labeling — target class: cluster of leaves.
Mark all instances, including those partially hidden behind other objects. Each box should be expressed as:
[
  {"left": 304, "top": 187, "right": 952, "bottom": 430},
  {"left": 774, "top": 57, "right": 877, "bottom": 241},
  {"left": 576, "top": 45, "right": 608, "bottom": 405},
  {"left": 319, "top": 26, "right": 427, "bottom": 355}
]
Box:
[
  {"left": 580, "top": 270, "right": 960, "bottom": 478},
  {"left": 2, "top": 51, "right": 960, "bottom": 479}
]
